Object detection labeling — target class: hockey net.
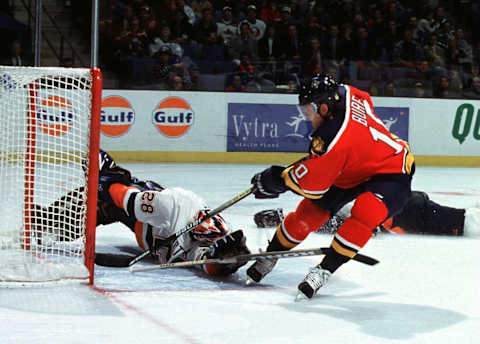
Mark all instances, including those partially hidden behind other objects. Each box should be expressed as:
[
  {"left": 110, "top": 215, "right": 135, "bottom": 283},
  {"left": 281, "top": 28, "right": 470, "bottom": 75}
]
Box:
[{"left": 0, "top": 66, "right": 101, "bottom": 284}]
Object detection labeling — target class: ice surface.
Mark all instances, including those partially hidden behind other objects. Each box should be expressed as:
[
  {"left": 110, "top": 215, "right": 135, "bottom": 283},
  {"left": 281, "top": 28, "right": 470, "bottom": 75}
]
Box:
[{"left": 1, "top": 163, "right": 479, "bottom": 344}]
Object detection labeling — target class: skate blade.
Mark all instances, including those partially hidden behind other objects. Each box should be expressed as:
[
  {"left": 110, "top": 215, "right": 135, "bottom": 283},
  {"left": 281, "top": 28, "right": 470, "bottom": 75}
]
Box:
[
  {"left": 294, "top": 291, "right": 311, "bottom": 302},
  {"left": 246, "top": 276, "right": 256, "bottom": 285}
]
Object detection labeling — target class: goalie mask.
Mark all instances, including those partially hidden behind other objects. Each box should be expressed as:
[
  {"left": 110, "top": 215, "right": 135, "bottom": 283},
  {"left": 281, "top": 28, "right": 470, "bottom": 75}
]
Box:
[{"left": 191, "top": 210, "right": 229, "bottom": 243}]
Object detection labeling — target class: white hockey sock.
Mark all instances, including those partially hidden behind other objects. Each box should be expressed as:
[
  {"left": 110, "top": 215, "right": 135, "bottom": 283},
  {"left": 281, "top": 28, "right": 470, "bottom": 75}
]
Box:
[{"left": 463, "top": 207, "right": 480, "bottom": 237}]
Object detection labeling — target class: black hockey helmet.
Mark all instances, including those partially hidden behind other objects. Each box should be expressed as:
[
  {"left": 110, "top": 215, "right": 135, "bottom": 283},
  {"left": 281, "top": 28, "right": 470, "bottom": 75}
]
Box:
[{"left": 298, "top": 74, "right": 340, "bottom": 109}]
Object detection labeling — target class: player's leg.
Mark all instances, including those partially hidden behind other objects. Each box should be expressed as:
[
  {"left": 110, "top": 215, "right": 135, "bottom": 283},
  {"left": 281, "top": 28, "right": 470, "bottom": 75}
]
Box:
[
  {"left": 298, "top": 174, "right": 412, "bottom": 299},
  {"left": 387, "top": 191, "right": 466, "bottom": 236},
  {"left": 246, "top": 197, "right": 332, "bottom": 283}
]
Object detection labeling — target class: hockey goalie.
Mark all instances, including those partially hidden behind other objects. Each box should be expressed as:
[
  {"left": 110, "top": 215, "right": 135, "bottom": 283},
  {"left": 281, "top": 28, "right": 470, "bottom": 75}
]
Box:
[{"left": 35, "top": 150, "right": 251, "bottom": 277}]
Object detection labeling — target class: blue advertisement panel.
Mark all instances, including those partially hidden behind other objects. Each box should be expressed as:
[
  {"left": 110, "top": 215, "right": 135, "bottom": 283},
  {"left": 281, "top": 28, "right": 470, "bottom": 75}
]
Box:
[
  {"left": 227, "top": 103, "right": 312, "bottom": 152},
  {"left": 374, "top": 107, "right": 409, "bottom": 141},
  {"left": 227, "top": 103, "right": 409, "bottom": 152}
]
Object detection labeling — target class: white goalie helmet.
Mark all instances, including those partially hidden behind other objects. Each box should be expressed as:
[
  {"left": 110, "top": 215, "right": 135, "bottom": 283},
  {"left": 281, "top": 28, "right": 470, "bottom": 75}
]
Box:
[{"left": 191, "top": 209, "right": 229, "bottom": 243}]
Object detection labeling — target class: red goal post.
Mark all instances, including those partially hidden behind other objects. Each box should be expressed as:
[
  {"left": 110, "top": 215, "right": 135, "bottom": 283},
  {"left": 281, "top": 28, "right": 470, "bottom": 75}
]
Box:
[{"left": 0, "top": 66, "right": 101, "bottom": 284}]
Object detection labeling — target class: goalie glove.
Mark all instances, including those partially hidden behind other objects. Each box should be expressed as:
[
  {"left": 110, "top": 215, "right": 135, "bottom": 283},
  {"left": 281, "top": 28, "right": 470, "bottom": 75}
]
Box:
[
  {"left": 251, "top": 166, "right": 288, "bottom": 199},
  {"left": 202, "top": 230, "right": 251, "bottom": 276},
  {"left": 99, "top": 149, "right": 117, "bottom": 175},
  {"left": 254, "top": 208, "right": 284, "bottom": 228}
]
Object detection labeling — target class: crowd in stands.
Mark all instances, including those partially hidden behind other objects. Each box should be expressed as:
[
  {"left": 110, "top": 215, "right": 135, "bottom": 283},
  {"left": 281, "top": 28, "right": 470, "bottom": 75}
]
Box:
[{"left": 76, "top": 0, "right": 480, "bottom": 98}]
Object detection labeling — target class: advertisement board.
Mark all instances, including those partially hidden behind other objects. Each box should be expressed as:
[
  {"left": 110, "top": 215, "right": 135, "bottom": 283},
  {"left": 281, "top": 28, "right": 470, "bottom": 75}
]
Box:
[{"left": 227, "top": 103, "right": 409, "bottom": 152}]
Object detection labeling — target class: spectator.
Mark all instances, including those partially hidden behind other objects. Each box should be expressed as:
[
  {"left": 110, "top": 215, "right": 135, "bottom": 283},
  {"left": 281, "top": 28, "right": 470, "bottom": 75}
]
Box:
[
  {"left": 302, "top": 36, "right": 323, "bottom": 77},
  {"left": 385, "top": 1, "right": 408, "bottom": 28},
  {"left": 199, "top": 30, "right": 225, "bottom": 61},
  {"left": 149, "top": 45, "right": 175, "bottom": 87},
  {"left": 258, "top": 25, "right": 282, "bottom": 60},
  {"left": 433, "top": 75, "right": 460, "bottom": 98},
  {"left": 169, "top": 9, "right": 196, "bottom": 58},
  {"left": 217, "top": 6, "right": 238, "bottom": 46},
  {"left": 1, "top": 40, "right": 33, "bottom": 66},
  {"left": 384, "top": 80, "right": 396, "bottom": 97},
  {"left": 412, "top": 81, "right": 427, "bottom": 98},
  {"left": 246, "top": 67, "right": 276, "bottom": 93},
  {"left": 393, "top": 29, "right": 425, "bottom": 67},
  {"left": 449, "top": 69, "right": 464, "bottom": 94},
  {"left": 185, "top": 65, "right": 200, "bottom": 90},
  {"left": 138, "top": 5, "right": 157, "bottom": 36},
  {"left": 225, "top": 74, "right": 247, "bottom": 92},
  {"left": 368, "top": 81, "right": 381, "bottom": 96},
  {"left": 279, "top": 24, "right": 302, "bottom": 61},
  {"left": 228, "top": 22, "right": 258, "bottom": 63},
  {"left": 263, "top": 55, "right": 285, "bottom": 84},
  {"left": 322, "top": 24, "right": 341, "bottom": 63},
  {"left": 116, "top": 17, "right": 148, "bottom": 58},
  {"left": 176, "top": 0, "right": 196, "bottom": 25},
  {"left": 275, "top": 6, "right": 296, "bottom": 41},
  {"left": 352, "top": 26, "right": 377, "bottom": 64},
  {"left": 152, "top": 0, "right": 177, "bottom": 25},
  {"left": 190, "top": 0, "right": 213, "bottom": 20},
  {"left": 170, "top": 74, "right": 185, "bottom": 90},
  {"left": 417, "top": 9, "right": 440, "bottom": 41},
  {"left": 382, "top": 20, "right": 402, "bottom": 62},
  {"left": 149, "top": 25, "right": 182, "bottom": 58},
  {"left": 464, "top": 64, "right": 479, "bottom": 90},
  {"left": 194, "top": 7, "right": 217, "bottom": 47},
  {"left": 236, "top": 52, "right": 256, "bottom": 80},
  {"left": 260, "top": 1, "right": 281, "bottom": 26},
  {"left": 337, "top": 23, "right": 354, "bottom": 77},
  {"left": 423, "top": 33, "right": 448, "bottom": 68},
  {"left": 239, "top": 4, "right": 266, "bottom": 41},
  {"left": 463, "top": 76, "right": 480, "bottom": 99},
  {"left": 450, "top": 28, "right": 474, "bottom": 73},
  {"left": 118, "top": 5, "right": 135, "bottom": 36},
  {"left": 285, "top": 77, "right": 298, "bottom": 93},
  {"left": 299, "top": 14, "right": 324, "bottom": 44}
]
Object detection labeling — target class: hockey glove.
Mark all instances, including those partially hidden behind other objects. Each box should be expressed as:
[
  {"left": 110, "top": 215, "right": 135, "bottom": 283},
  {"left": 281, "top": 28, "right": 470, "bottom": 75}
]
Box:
[
  {"left": 207, "top": 230, "right": 251, "bottom": 274},
  {"left": 254, "top": 208, "right": 284, "bottom": 228},
  {"left": 98, "top": 165, "right": 132, "bottom": 203},
  {"left": 99, "top": 150, "right": 117, "bottom": 175},
  {"left": 251, "top": 165, "right": 288, "bottom": 199}
]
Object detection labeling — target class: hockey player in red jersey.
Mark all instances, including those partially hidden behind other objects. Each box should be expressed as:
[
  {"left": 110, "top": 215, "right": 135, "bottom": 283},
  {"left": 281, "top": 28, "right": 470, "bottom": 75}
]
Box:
[
  {"left": 246, "top": 75, "right": 415, "bottom": 299},
  {"left": 95, "top": 150, "right": 251, "bottom": 276}
]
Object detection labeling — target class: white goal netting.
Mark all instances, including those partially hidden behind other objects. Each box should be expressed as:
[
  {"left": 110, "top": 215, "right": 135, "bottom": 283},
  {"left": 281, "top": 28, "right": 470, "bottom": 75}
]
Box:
[{"left": 0, "top": 66, "right": 100, "bottom": 283}]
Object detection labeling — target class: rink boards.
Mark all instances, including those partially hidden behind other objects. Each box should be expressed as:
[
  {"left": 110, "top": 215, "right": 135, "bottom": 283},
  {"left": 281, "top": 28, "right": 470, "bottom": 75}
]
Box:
[{"left": 98, "top": 90, "right": 480, "bottom": 166}]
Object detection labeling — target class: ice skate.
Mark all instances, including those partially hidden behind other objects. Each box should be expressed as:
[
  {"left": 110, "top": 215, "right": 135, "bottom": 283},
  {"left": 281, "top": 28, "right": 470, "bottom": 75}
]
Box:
[
  {"left": 246, "top": 257, "right": 278, "bottom": 283},
  {"left": 297, "top": 266, "right": 331, "bottom": 300},
  {"left": 464, "top": 207, "right": 480, "bottom": 237}
]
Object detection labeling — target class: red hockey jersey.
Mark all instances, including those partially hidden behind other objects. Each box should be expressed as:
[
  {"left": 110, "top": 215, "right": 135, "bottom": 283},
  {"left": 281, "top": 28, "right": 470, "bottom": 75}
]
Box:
[{"left": 282, "top": 85, "right": 414, "bottom": 199}]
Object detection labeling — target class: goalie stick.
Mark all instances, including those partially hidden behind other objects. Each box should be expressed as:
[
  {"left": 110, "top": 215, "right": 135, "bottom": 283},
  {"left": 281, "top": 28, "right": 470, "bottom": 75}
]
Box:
[{"left": 129, "top": 247, "right": 379, "bottom": 273}]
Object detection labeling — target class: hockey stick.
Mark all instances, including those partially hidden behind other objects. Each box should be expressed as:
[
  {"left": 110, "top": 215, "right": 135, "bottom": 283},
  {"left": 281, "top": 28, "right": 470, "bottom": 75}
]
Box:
[
  {"left": 129, "top": 247, "right": 379, "bottom": 272},
  {"left": 95, "top": 186, "right": 256, "bottom": 268},
  {"left": 97, "top": 155, "right": 312, "bottom": 268}
]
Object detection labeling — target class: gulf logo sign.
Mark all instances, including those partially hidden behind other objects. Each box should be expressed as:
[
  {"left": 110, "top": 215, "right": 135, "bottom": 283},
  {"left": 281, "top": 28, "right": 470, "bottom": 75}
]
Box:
[
  {"left": 37, "top": 95, "right": 73, "bottom": 136},
  {"left": 101, "top": 96, "right": 134, "bottom": 137},
  {"left": 152, "top": 97, "right": 194, "bottom": 137}
]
